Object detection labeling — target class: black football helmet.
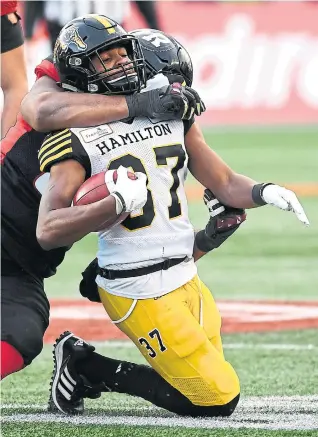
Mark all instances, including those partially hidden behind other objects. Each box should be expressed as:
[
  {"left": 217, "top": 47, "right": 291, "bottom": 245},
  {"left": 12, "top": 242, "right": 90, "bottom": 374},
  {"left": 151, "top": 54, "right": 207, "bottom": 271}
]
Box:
[
  {"left": 131, "top": 29, "right": 193, "bottom": 86},
  {"left": 53, "top": 14, "right": 147, "bottom": 95}
]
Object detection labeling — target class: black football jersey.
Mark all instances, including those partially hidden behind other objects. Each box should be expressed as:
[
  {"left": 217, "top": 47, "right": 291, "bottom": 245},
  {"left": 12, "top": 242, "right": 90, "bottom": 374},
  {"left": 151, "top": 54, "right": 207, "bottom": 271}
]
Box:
[{"left": 1, "top": 129, "right": 70, "bottom": 278}]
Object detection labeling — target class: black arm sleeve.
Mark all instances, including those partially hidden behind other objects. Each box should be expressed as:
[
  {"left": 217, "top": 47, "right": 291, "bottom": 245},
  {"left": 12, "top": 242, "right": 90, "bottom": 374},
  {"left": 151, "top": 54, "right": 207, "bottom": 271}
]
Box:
[
  {"left": 134, "top": 0, "right": 161, "bottom": 29},
  {"left": 23, "top": 1, "right": 44, "bottom": 39}
]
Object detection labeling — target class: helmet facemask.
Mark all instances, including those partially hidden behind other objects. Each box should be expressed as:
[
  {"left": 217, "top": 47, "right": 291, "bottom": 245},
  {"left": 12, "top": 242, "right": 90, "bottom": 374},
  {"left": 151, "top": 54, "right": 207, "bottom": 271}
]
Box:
[{"left": 68, "top": 36, "right": 146, "bottom": 95}]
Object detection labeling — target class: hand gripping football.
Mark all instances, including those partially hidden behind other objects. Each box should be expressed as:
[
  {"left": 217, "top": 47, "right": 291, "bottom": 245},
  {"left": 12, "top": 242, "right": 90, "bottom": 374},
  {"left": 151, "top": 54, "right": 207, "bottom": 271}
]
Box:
[{"left": 73, "top": 170, "right": 136, "bottom": 231}]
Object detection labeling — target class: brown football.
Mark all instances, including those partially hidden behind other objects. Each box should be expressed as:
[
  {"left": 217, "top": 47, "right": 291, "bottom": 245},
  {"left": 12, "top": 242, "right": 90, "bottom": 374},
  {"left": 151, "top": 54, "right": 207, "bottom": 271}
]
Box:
[{"left": 73, "top": 170, "right": 136, "bottom": 231}]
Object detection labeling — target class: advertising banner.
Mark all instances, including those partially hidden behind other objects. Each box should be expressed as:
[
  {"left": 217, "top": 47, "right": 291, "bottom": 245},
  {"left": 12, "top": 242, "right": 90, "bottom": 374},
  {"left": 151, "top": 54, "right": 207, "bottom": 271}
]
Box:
[{"left": 127, "top": 2, "right": 318, "bottom": 125}]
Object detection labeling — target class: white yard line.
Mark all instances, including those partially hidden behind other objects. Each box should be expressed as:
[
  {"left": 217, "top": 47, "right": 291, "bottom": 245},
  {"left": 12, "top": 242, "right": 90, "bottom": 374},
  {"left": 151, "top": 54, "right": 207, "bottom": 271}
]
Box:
[
  {"left": 3, "top": 395, "right": 318, "bottom": 410},
  {"left": 1, "top": 412, "right": 317, "bottom": 430},
  {"left": 2, "top": 396, "right": 318, "bottom": 430}
]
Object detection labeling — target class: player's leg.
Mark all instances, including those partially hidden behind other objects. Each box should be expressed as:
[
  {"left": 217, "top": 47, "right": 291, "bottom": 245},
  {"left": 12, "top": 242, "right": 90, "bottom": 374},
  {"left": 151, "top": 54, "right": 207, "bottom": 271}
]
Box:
[
  {"left": 98, "top": 278, "right": 239, "bottom": 408},
  {"left": 1, "top": 272, "right": 50, "bottom": 379},
  {"left": 50, "top": 330, "right": 238, "bottom": 417},
  {"left": 49, "top": 278, "right": 239, "bottom": 416},
  {"left": 1, "top": 13, "right": 28, "bottom": 138}
]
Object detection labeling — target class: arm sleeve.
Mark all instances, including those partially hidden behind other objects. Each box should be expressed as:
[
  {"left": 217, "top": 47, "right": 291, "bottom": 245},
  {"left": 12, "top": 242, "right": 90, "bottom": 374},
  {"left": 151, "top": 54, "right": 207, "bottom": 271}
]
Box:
[
  {"left": 134, "top": 0, "right": 161, "bottom": 29},
  {"left": 183, "top": 116, "right": 195, "bottom": 136},
  {"left": 34, "top": 54, "right": 60, "bottom": 81},
  {"left": 38, "top": 129, "right": 91, "bottom": 177},
  {"left": 23, "top": 1, "right": 44, "bottom": 39}
]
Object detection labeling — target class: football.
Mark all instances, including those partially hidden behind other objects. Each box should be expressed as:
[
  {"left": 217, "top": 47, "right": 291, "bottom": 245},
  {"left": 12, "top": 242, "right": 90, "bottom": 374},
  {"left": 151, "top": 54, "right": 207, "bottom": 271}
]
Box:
[{"left": 73, "top": 169, "right": 136, "bottom": 230}]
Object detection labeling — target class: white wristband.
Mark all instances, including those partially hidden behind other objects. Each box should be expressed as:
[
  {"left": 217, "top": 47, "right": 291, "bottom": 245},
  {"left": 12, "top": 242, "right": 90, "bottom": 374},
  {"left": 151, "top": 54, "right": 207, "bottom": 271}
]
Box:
[{"left": 110, "top": 193, "right": 124, "bottom": 215}]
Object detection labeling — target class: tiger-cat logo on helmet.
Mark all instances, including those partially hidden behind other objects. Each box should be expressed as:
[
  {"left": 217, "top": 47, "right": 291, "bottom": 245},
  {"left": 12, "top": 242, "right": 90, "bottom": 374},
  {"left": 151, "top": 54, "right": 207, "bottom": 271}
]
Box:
[{"left": 60, "top": 25, "right": 87, "bottom": 52}]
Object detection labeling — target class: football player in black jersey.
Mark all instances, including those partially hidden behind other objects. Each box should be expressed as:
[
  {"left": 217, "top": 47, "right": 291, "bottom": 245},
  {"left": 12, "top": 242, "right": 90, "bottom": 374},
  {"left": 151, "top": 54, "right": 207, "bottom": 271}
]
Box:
[{"left": 1, "top": 17, "right": 244, "bottom": 386}]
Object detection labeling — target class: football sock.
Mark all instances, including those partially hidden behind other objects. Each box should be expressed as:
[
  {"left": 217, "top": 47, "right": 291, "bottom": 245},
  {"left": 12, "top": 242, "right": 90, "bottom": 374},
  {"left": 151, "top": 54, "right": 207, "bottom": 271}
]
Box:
[
  {"left": 76, "top": 351, "right": 187, "bottom": 411},
  {"left": 75, "top": 352, "right": 239, "bottom": 416},
  {"left": 0, "top": 341, "right": 24, "bottom": 379}
]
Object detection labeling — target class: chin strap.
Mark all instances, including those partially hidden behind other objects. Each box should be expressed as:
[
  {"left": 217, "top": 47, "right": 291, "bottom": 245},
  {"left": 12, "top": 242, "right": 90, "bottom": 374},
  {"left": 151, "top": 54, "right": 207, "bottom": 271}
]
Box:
[{"left": 60, "top": 83, "right": 81, "bottom": 93}]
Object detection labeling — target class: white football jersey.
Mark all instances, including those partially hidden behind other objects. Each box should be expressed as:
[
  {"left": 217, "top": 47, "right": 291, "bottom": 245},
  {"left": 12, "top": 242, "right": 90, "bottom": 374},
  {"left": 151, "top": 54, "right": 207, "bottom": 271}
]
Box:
[{"left": 39, "top": 79, "right": 197, "bottom": 299}]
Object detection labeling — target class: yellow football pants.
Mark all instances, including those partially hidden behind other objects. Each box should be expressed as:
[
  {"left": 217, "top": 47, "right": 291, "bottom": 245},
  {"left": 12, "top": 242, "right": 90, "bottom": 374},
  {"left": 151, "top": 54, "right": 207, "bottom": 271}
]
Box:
[{"left": 98, "top": 274, "right": 240, "bottom": 406}]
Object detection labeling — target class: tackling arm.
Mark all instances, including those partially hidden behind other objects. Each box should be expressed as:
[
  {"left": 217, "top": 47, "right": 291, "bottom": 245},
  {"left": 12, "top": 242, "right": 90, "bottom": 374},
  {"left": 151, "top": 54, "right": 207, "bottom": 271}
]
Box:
[
  {"left": 21, "top": 76, "right": 129, "bottom": 132},
  {"left": 21, "top": 77, "right": 204, "bottom": 133}
]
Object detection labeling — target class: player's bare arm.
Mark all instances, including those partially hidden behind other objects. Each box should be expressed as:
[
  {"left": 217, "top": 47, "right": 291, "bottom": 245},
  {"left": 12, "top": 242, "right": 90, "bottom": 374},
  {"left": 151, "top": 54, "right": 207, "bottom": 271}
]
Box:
[
  {"left": 21, "top": 76, "right": 201, "bottom": 133},
  {"left": 21, "top": 76, "right": 130, "bottom": 132},
  {"left": 36, "top": 160, "right": 119, "bottom": 250},
  {"left": 1, "top": 9, "right": 28, "bottom": 138},
  {"left": 185, "top": 122, "right": 309, "bottom": 225},
  {"left": 185, "top": 122, "right": 257, "bottom": 208}
]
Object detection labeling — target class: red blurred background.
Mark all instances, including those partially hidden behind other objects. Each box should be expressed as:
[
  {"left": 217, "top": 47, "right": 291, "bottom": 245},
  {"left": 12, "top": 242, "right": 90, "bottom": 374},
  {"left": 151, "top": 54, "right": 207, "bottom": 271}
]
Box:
[{"left": 17, "top": 1, "right": 318, "bottom": 126}]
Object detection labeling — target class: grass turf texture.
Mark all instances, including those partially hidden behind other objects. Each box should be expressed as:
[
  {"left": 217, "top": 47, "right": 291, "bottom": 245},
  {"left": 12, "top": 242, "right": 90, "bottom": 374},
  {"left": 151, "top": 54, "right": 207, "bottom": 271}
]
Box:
[
  {"left": 1, "top": 128, "right": 317, "bottom": 435},
  {"left": 2, "top": 424, "right": 318, "bottom": 437},
  {"left": 1, "top": 329, "right": 318, "bottom": 405}
]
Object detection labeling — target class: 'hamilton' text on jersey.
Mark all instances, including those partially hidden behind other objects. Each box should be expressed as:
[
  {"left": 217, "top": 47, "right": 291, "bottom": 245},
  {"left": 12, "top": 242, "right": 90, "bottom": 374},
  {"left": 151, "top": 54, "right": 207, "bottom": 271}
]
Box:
[{"left": 95, "top": 123, "right": 172, "bottom": 155}]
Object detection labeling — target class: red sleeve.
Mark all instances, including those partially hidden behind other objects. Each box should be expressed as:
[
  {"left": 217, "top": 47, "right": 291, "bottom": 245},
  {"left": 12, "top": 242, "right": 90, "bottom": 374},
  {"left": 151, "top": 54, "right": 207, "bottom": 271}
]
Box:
[
  {"left": 35, "top": 59, "right": 60, "bottom": 82},
  {"left": 1, "top": 1, "right": 17, "bottom": 15}
]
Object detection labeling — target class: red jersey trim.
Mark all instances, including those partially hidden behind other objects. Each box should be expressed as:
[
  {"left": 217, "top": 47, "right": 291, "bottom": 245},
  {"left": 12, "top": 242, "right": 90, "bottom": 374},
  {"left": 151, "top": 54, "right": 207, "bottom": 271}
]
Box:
[{"left": 1, "top": 114, "right": 31, "bottom": 163}]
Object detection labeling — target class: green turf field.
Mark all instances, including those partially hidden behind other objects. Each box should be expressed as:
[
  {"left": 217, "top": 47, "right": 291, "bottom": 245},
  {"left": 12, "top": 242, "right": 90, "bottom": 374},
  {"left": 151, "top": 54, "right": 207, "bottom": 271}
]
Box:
[{"left": 1, "top": 128, "right": 318, "bottom": 436}]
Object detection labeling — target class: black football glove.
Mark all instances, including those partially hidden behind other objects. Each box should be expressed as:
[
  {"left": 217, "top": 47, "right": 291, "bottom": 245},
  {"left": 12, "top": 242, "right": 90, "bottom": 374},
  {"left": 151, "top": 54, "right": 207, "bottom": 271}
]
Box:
[
  {"left": 182, "top": 85, "right": 206, "bottom": 117},
  {"left": 126, "top": 82, "right": 205, "bottom": 120},
  {"left": 79, "top": 258, "right": 101, "bottom": 303},
  {"left": 165, "top": 74, "right": 206, "bottom": 117},
  {"left": 195, "top": 189, "right": 247, "bottom": 252}
]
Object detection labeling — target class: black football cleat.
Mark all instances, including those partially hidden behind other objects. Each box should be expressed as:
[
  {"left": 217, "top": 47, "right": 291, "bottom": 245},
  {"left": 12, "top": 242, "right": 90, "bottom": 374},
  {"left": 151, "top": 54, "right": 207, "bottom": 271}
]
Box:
[{"left": 48, "top": 331, "right": 101, "bottom": 415}]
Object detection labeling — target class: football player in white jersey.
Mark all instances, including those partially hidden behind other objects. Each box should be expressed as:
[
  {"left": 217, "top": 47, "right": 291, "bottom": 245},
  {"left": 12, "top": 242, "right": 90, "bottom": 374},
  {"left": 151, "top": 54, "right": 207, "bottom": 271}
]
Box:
[{"left": 37, "top": 19, "right": 309, "bottom": 416}]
